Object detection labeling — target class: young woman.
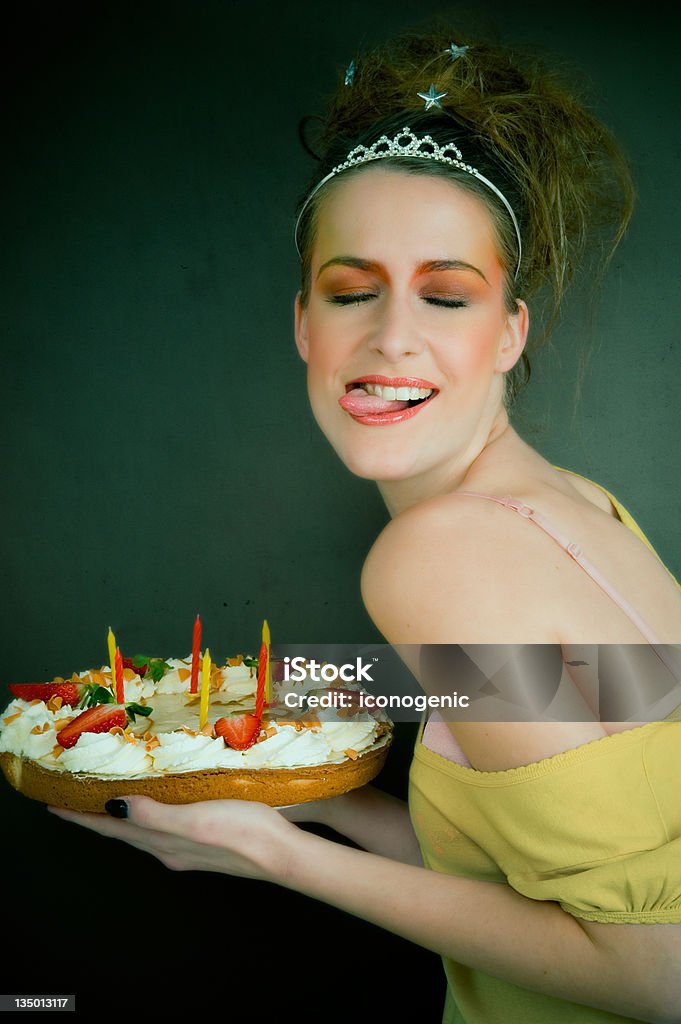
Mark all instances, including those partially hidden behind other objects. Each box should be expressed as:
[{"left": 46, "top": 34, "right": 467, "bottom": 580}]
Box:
[{"left": 50, "top": 24, "right": 681, "bottom": 1023}]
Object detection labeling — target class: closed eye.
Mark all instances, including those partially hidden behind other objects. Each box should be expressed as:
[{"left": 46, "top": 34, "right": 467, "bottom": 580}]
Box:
[
  {"left": 327, "top": 293, "right": 375, "bottom": 306},
  {"left": 423, "top": 297, "right": 469, "bottom": 309},
  {"left": 327, "top": 294, "right": 469, "bottom": 308}
]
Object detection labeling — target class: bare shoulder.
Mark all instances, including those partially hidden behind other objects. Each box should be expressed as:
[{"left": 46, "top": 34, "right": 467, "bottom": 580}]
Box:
[{"left": 360, "top": 493, "right": 559, "bottom": 643}]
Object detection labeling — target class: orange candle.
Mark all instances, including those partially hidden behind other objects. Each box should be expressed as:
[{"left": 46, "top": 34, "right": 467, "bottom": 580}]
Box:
[
  {"left": 114, "top": 646, "right": 125, "bottom": 704},
  {"left": 190, "top": 614, "right": 202, "bottom": 694}
]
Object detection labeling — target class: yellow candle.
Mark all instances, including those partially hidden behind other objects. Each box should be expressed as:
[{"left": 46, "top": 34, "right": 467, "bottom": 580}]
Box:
[
  {"left": 107, "top": 627, "right": 117, "bottom": 694},
  {"left": 199, "top": 647, "right": 212, "bottom": 730},
  {"left": 262, "top": 620, "right": 271, "bottom": 705}
]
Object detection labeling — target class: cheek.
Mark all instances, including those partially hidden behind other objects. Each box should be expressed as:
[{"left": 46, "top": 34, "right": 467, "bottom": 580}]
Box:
[
  {"left": 303, "top": 312, "right": 346, "bottom": 377},
  {"left": 446, "top": 323, "right": 501, "bottom": 381}
]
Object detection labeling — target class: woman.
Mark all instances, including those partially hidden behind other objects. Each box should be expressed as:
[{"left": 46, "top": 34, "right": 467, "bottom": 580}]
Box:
[{"left": 50, "top": 24, "right": 681, "bottom": 1023}]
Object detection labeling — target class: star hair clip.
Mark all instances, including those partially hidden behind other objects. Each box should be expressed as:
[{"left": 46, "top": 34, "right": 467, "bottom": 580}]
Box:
[
  {"left": 445, "top": 42, "right": 470, "bottom": 61},
  {"left": 417, "top": 83, "right": 447, "bottom": 110},
  {"left": 344, "top": 59, "right": 356, "bottom": 86}
]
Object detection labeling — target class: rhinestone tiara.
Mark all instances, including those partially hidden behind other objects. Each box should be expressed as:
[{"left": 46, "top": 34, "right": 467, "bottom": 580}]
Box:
[{"left": 294, "top": 126, "right": 522, "bottom": 279}]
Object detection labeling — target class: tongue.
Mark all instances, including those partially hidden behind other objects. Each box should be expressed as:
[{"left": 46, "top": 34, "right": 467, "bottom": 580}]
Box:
[{"left": 339, "top": 388, "right": 411, "bottom": 415}]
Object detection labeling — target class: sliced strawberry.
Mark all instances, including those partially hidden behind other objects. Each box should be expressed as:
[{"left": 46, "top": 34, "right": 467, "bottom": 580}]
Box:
[
  {"left": 122, "top": 657, "right": 147, "bottom": 678},
  {"left": 215, "top": 714, "right": 262, "bottom": 751},
  {"left": 56, "top": 704, "right": 128, "bottom": 749},
  {"left": 8, "top": 681, "right": 83, "bottom": 706}
]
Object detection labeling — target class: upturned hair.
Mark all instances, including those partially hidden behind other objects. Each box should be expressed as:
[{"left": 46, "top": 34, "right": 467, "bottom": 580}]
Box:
[{"left": 295, "top": 18, "right": 635, "bottom": 405}]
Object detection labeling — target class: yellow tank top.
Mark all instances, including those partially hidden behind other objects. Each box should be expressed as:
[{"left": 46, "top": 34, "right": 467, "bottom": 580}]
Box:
[{"left": 408, "top": 478, "right": 681, "bottom": 1023}]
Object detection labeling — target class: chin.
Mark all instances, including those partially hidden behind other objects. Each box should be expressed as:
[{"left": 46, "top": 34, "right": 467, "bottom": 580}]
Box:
[{"left": 329, "top": 435, "right": 424, "bottom": 482}]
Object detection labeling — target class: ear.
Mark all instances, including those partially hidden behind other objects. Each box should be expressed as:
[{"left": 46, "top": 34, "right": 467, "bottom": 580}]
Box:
[
  {"left": 495, "top": 298, "right": 529, "bottom": 373},
  {"left": 294, "top": 291, "right": 309, "bottom": 363}
]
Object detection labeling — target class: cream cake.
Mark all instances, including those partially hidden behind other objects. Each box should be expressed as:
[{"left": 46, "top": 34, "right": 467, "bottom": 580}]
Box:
[{"left": 0, "top": 655, "right": 393, "bottom": 811}]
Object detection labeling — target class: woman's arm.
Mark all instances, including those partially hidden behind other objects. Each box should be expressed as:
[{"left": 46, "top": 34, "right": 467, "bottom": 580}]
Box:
[
  {"left": 51, "top": 798, "right": 680, "bottom": 1023},
  {"left": 285, "top": 826, "right": 680, "bottom": 1024},
  {"left": 281, "top": 785, "right": 423, "bottom": 865}
]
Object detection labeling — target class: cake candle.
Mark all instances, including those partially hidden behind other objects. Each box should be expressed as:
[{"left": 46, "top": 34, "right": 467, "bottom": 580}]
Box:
[
  {"left": 190, "top": 614, "right": 202, "bottom": 694},
  {"left": 199, "top": 647, "right": 212, "bottom": 730},
  {"left": 262, "top": 619, "right": 271, "bottom": 706},
  {"left": 256, "top": 641, "right": 267, "bottom": 721},
  {"left": 114, "top": 646, "right": 125, "bottom": 704},
  {"left": 107, "top": 627, "right": 117, "bottom": 695}
]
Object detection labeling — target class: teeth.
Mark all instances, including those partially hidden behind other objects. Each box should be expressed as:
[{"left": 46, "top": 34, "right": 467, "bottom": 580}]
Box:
[{"left": 359, "top": 383, "right": 433, "bottom": 400}]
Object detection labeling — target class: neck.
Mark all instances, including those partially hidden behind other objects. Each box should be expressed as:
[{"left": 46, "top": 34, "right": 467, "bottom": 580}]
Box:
[{"left": 376, "top": 406, "right": 514, "bottom": 518}]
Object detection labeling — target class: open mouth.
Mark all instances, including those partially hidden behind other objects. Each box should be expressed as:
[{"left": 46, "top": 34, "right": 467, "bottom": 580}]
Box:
[{"left": 339, "top": 377, "right": 439, "bottom": 424}]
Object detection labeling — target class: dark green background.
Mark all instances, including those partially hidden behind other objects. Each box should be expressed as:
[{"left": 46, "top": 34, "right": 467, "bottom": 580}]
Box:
[{"left": 1, "top": 0, "right": 678, "bottom": 1017}]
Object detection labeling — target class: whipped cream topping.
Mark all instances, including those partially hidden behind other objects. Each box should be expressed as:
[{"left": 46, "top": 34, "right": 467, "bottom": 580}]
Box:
[
  {"left": 0, "top": 699, "right": 63, "bottom": 760},
  {"left": 59, "top": 732, "right": 153, "bottom": 776}
]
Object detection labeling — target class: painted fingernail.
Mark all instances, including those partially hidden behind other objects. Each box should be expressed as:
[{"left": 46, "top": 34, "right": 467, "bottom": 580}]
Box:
[{"left": 105, "top": 799, "right": 129, "bottom": 819}]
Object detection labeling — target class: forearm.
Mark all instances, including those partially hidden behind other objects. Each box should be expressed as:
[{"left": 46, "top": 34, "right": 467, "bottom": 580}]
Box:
[
  {"left": 284, "top": 785, "right": 423, "bottom": 865},
  {"left": 278, "top": 829, "right": 672, "bottom": 1024}
]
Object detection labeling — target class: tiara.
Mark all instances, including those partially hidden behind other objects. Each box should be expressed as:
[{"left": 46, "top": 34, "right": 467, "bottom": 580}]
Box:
[{"left": 294, "top": 126, "right": 522, "bottom": 279}]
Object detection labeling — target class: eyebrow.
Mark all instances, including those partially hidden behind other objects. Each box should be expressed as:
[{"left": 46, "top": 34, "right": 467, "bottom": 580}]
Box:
[{"left": 316, "top": 256, "right": 489, "bottom": 286}]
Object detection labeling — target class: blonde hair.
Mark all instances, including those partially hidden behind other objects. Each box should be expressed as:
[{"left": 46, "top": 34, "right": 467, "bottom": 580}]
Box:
[{"left": 295, "top": 18, "right": 635, "bottom": 405}]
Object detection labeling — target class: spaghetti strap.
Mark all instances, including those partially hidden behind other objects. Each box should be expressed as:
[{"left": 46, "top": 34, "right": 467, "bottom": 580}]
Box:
[{"left": 457, "top": 491, "right": 678, "bottom": 678}]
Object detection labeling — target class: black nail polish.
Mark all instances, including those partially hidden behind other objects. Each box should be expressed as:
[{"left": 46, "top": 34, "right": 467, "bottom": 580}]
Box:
[{"left": 105, "top": 799, "right": 128, "bottom": 819}]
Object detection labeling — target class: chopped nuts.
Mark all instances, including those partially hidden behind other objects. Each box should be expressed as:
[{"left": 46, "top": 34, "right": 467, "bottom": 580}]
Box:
[
  {"left": 30, "top": 722, "right": 51, "bottom": 735},
  {"left": 46, "top": 695, "right": 64, "bottom": 712},
  {"left": 255, "top": 726, "right": 276, "bottom": 743},
  {"left": 227, "top": 655, "right": 244, "bottom": 666},
  {"left": 3, "top": 712, "right": 22, "bottom": 725},
  {"left": 343, "top": 748, "right": 359, "bottom": 760},
  {"left": 52, "top": 744, "right": 64, "bottom": 758}
]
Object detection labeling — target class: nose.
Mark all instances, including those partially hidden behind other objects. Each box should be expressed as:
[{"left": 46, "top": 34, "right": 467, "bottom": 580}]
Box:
[{"left": 366, "top": 294, "right": 425, "bottom": 362}]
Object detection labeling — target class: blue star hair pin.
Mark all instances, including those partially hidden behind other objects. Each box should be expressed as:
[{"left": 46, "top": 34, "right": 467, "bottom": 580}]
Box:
[
  {"left": 417, "top": 83, "right": 447, "bottom": 110},
  {"left": 344, "top": 59, "right": 356, "bottom": 86},
  {"left": 446, "top": 42, "right": 470, "bottom": 61}
]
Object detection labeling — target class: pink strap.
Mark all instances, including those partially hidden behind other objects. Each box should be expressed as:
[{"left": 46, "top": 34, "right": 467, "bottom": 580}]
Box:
[{"left": 457, "top": 491, "right": 667, "bottom": 651}]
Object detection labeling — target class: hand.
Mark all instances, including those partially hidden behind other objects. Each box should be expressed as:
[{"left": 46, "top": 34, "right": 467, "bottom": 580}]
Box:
[{"left": 48, "top": 796, "right": 299, "bottom": 883}]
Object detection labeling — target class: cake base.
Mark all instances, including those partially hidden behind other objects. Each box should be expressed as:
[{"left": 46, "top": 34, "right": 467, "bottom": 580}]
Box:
[{"left": 0, "top": 735, "right": 392, "bottom": 812}]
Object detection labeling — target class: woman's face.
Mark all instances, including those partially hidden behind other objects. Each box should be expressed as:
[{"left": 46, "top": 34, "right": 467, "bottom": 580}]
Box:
[{"left": 294, "top": 166, "right": 528, "bottom": 486}]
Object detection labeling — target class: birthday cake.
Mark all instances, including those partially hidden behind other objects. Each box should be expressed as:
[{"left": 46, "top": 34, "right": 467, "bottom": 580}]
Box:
[{"left": 0, "top": 653, "right": 393, "bottom": 812}]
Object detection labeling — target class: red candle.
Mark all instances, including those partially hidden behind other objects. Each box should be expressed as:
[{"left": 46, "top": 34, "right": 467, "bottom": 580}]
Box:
[
  {"left": 255, "top": 641, "right": 267, "bottom": 721},
  {"left": 114, "top": 646, "right": 125, "bottom": 704},
  {"left": 190, "top": 614, "right": 202, "bottom": 694}
]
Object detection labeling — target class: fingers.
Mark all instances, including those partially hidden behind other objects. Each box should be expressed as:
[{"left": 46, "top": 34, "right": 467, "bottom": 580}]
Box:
[
  {"left": 47, "top": 804, "right": 192, "bottom": 867},
  {"left": 49, "top": 797, "right": 206, "bottom": 840},
  {"left": 48, "top": 805, "right": 163, "bottom": 846}
]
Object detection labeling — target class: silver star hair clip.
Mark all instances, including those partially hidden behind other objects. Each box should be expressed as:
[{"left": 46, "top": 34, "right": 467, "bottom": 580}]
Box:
[
  {"left": 344, "top": 59, "right": 356, "bottom": 86},
  {"left": 417, "top": 83, "right": 447, "bottom": 110},
  {"left": 446, "top": 42, "right": 470, "bottom": 61}
]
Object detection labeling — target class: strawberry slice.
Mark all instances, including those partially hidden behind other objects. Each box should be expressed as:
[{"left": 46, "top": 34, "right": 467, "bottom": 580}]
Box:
[
  {"left": 215, "top": 714, "right": 261, "bottom": 751},
  {"left": 122, "top": 657, "right": 147, "bottom": 678},
  {"left": 8, "top": 681, "right": 83, "bottom": 706},
  {"left": 56, "top": 704, "right": 128, "bottom": 749}
]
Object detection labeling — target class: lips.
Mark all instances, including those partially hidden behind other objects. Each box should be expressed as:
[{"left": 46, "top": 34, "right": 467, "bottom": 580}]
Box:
[{"left": 339, "top": 375, "right": 439, "bottom": 425}]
